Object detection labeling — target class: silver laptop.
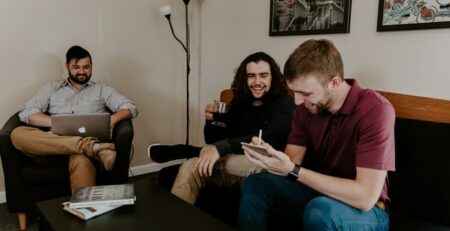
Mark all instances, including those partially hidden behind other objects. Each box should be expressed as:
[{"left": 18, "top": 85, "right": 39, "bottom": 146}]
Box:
[{"left": 51, "top": 113, "right": 111, "bottom": 142}]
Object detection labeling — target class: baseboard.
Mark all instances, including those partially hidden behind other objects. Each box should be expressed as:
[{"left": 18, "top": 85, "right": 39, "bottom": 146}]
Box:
[
  {"left": 128, "top": 159, "right": 185, "bottom": 177},
  {"left": 0, "top": 191, "right": 6, "bottom": 204}
]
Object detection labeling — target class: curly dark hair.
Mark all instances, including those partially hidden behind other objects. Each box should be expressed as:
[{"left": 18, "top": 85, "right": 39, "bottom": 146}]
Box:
[{"left": 230, "top": 52, "right": 287, "bottom": 103}]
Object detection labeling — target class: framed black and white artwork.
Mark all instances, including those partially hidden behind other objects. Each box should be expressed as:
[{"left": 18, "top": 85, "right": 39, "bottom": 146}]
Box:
[{"left": 269, "top": 0, "right": 352, "bottom": 36}]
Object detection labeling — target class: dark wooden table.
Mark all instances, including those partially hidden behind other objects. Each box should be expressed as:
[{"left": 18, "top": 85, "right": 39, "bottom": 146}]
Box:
[{"left": 36, "top": 179, "right": 235, "bottom": 231}]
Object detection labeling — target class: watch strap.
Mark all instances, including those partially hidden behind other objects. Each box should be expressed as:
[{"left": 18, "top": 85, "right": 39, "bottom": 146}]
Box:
[{"left": 286, "top": 164, "right": 301, "bottom": 181}]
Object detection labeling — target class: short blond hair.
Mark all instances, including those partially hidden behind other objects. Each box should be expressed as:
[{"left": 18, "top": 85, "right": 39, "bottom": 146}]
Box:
[{"left": 284, "top": 39, "right": 344, "bottom": 84}]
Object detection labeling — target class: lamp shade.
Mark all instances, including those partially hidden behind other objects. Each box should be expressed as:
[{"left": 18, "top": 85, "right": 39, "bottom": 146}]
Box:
[{"left": 159, "top": 5, "right": 172, "bottom": 16}]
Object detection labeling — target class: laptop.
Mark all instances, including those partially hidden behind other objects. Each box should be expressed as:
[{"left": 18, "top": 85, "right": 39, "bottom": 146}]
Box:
[{"left": 51, "top": 113, "right": 111, "bottom": 142}]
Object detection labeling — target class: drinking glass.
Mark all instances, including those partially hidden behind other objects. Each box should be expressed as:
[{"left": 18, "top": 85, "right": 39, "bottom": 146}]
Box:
[{"left": 211, "top": 100, "right": 230, "bottom": 127}]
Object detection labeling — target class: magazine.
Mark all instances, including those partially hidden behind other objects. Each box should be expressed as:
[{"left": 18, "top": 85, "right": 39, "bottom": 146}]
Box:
[
  {"left": 63, "top": 202, "right": 123, "bottom": 220},
  {"left": 69, "top": 184, "right": 135, "bottom": 209}
]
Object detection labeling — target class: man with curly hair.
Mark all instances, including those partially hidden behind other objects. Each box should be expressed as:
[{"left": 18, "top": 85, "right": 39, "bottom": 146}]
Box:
[{"left": 150, "top": 52, "right": 295, "bottom": 204}]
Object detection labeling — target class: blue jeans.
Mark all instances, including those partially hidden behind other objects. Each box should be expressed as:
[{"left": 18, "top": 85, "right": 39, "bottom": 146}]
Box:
[{"left": 238, "top": 173, "right": 390, "bottom": 231}]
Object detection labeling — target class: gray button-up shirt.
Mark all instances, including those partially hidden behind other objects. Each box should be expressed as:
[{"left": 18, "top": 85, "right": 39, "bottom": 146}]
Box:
[{"left": 19, "top": 79, "right": 138, "bottom": 124}]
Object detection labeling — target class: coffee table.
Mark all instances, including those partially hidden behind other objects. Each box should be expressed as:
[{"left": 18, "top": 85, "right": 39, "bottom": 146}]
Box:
[{"left": 36, "top": 179, "right": 236, "bottom": 231}]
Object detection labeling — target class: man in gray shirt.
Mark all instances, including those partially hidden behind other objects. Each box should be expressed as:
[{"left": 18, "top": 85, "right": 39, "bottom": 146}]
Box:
[{"left": 10, "top": 45, "right": 138, "bottom": 193}]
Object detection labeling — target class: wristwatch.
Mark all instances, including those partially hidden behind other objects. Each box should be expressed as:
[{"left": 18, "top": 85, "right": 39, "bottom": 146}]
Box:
[{"left": 286, "top": 164, "right": 301, "bottom": 181}]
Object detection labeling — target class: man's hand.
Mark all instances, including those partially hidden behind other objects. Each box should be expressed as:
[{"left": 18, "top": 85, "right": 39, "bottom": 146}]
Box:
[
  {"left": 204, "top": 104, "right": 214, "bottom": 121},
  {"left": 243, "top": 137, "right": 294, "bottom": 176},
  {"left": 194, "top": 146, "right": 220, "bottom": 177}
]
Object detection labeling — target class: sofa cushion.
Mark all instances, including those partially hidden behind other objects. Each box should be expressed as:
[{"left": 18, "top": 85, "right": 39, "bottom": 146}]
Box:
[
  {"left": 390, "top": 212, "right": 450, "bottom": 231},
  {"left": 389, "top": 118, "right": 450, "bottom": 226}
]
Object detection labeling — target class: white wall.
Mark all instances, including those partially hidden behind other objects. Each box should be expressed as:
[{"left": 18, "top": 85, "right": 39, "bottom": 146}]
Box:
[
  {"left": 199, "top": 0, "right": 450, "bottom": 112},
  {"left": 0, "top": 0, "right": 202, "bottom": 193}
]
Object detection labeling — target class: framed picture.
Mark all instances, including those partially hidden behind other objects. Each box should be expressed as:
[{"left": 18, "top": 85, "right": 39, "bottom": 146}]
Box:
[
  {"left": 377, "top": 0, "right": 450, "bottom": 31},
  {"left": 269, "top": 0, "right": 352, "bottom": 36}
]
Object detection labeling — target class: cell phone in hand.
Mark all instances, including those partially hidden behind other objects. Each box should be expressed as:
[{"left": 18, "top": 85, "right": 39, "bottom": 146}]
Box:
[{"left": 241, "top": 142, "right": 271, "bottom": 157}]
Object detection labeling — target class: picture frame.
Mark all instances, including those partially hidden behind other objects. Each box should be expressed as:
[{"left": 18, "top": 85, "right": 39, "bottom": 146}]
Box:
[
  {"left": 269, "top": 0, "right": 352, "bottom": 36},
  {"left": 377, "top": 0, "right": 450, "bottom": 32}
]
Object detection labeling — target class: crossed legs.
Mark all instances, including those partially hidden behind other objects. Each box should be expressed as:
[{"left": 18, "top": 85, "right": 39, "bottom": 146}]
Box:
[{"left": 11, "top": 126, "right": 115, "bottom": 193}]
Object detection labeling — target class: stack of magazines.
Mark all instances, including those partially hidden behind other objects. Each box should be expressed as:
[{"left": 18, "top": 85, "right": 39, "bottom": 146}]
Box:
[{"left": 63, "top": 184, "right": 136, "bottom": 220}]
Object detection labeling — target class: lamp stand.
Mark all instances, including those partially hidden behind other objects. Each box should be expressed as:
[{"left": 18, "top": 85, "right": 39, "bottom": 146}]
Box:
[
  {"left": 161, "top": 1, "right": 191, "bottom": 145},
  {"left": 184, "top": 3, "right": 190, "bottom": 145}
]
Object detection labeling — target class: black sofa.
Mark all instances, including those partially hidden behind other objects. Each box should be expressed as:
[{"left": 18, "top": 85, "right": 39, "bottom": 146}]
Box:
[
  {"left": 0, "top": 111, "right": 134, "bottom": 229},
  {"left": 381, "top": 91, "right": 450, "bottom": 231},
  {"left": 158, "top": 90, "right": 450, "bottom": 230}
]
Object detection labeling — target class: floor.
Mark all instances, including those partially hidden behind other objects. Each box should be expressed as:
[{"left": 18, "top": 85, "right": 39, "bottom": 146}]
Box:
[{"left": 0, "top": 172, "right": 159, "bottom": 231}]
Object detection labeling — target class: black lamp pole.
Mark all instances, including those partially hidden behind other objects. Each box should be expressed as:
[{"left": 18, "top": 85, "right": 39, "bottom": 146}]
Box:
[
  {"left": 184, "top": 0, "right": 190, "bottom": 145},
  {"left": 161, "top": 0, "right": 191, "bottom": 145}
]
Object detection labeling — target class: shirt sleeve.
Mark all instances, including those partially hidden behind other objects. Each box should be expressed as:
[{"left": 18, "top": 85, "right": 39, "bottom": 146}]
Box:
[
  {"left": 203, "top": 120, "right": 229, "bottom": 144},
  {"left": 356, "top": 102, "right": 396, "bottom": 171},
  {"left": 100, "top": 83, "right": 138, "bottom": 118},
  {"left": 18, "top": 83, "right": 55, "bottom": 123}
]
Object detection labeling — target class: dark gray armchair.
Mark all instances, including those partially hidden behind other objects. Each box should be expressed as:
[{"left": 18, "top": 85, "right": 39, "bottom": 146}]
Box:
[{"left": 0, "top": 111, "right": 134, "bottom": 230}]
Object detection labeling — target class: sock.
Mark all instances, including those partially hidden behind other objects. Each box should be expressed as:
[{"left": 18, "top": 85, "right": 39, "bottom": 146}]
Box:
[{"left": 92, "top": 143, "right": 101, "bottom": 153}]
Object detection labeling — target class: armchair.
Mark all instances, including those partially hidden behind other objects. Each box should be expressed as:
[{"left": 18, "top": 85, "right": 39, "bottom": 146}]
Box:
[{"left": 0, "top": 111, "right": 134, "bottom": 230}]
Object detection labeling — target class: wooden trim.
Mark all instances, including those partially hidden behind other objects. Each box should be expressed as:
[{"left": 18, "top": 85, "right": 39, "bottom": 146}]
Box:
[
  {"left": 220, "top": 89, "right": 234, "bottom": 103},
  {"left": 219, "top": 89, "right": 450, "bottom": 123},
  {"left": 377, "top": 91, "right": 450, "bottom": 124}
]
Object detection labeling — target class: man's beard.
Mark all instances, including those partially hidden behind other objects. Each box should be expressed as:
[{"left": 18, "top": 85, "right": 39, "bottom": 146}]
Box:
[
  {"left": 311, "top": 102, "right": 328, "bottom": 115},
  {"left": 308, "top": 91, "right": 332, "bottom": 115},
  {"left": 69, "top": 73, "right": 91, "bottom": 85},
  {"left": 250, "top": 84, "right": 269, "bottom": 100}
]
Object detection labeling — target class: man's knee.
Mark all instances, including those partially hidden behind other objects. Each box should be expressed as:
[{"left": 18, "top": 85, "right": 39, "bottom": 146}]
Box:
[
  {"left": 303, "top": 196, "right": 336, "bottom": 230},
  {"left": 242, "top": 173, "right": 277, "bottom": 197},
  {"left": 10, "top": 126, "right": 33, "bottom": 146},
  {"left": 178, "top": 157, "right": 199, "bottom": 174}
]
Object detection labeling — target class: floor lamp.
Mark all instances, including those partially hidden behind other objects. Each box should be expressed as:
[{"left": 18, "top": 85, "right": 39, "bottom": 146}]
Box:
[{"left": 160, "top": 0, "right": 191, "bottom": 145}]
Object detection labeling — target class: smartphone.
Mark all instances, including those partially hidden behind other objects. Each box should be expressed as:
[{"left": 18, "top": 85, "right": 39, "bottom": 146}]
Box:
[{"left": 241, "top": 142, "right": 270, "bottom": 156}]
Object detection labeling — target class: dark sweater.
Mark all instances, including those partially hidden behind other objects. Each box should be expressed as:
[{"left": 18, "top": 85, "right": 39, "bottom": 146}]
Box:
[{"left": 204, "top": 94, "right": 295, "bottom": 156}]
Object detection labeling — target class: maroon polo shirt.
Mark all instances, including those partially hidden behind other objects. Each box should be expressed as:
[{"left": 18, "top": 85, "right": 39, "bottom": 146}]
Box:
[{"left": 287, "top": 79, "right": 395, "bottom": 201}]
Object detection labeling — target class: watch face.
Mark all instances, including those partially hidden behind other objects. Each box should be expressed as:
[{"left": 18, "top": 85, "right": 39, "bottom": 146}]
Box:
[{"left": 287, "top": 172, "right": 297, "bottom": 181}]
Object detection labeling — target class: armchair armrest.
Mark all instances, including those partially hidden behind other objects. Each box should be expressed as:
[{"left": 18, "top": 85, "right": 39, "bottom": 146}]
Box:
[
  {"left": 0, "top": 112, "right": 29, "bottom": 210},
  {"left": 107, "top": 118, "right": 134, "bottom": 184},
  {"left": 0, "top": 111, "right": 24, "bottom": 136}
]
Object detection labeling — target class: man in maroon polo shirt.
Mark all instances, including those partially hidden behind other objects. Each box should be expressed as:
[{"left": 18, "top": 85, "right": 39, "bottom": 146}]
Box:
[{"left": 238, "top": 39, "right": 395, "bottom": 231}]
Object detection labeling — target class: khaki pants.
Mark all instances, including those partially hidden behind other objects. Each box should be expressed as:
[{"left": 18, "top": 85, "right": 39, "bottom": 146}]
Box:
[
  {"left": 171, "top": 152, "right": 262, "bottom": 204},
  {"left": 11, "top": 126, "right": 98, "bottom": 193}
]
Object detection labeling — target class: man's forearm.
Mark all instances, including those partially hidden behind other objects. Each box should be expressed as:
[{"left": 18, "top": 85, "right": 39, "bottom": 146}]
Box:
[
  {"left": 284, "top": 144, "right": 305, "bottom": 165},
  {"left": 28, "top": 112, "right": 52, "bottom": 127},
  {"left": 297, "top": 167, "right": 387, "bottom": 211},
  {"left": 111, "top": 109, "right": 132, "bottom": 128}
]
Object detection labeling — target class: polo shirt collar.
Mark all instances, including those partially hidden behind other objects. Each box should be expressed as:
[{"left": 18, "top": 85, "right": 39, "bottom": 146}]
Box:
[{"left": 336, "top": 79, "right": 362, "bottom": 115}]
